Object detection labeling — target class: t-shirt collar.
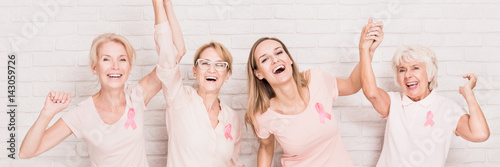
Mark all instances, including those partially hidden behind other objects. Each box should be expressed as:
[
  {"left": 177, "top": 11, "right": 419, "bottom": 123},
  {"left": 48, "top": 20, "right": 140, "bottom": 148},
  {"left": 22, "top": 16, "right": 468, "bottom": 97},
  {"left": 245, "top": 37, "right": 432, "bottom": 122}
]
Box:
[{"left": 401, "top": 90, "right": 436, "bottom": 107}]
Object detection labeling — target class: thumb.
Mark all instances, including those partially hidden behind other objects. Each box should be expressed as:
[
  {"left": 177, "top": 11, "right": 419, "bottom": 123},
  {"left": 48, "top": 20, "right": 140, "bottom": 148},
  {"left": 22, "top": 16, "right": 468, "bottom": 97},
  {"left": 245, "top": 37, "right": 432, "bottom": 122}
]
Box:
[{"left": 368, "top": 17, "right": 373, "bottom": 24}]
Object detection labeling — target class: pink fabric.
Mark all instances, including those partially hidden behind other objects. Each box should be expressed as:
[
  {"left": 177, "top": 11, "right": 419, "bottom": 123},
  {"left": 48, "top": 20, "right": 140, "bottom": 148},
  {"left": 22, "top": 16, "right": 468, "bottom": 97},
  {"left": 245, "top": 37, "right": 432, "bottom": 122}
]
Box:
[
  {"left": 61, "top": 84, "right": 149, "bottom": 167},
  {"left": 124, "top": 108, "right": 137, "bottom": 130},
  {"left": 255, "top": 68, "right": 353, "bottom": 167},
  {"left": 376, "top": 91, "right": 468, "bottom": 167},
  {"left": 155, "top": 22, "right": 244, "bottom": 167},
  {"left": 315, "top": 103, "right": 331, "bottom": 123},
  {"left": 424, "top": 110, "right": 434, "bottom": 127},
  {"left": 225, "top": 124, "right": 233, "bottom": 141}
]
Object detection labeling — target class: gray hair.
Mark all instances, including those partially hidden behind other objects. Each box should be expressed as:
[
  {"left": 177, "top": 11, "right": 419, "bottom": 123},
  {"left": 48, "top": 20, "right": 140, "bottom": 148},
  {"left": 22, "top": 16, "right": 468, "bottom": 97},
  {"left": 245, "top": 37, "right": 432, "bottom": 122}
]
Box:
[{"left": 392, "top": 45, "right": 438, "bottom": 91}]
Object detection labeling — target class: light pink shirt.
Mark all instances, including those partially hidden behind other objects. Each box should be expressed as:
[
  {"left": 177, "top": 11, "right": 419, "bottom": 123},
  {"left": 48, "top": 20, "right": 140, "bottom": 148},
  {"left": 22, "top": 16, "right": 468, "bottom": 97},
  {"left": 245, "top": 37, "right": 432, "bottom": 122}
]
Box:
[
  {"left": 255, "top": 68, "right": 354, "bottom": 167},
  {"left": 376, "top": 91, "right": 467, "bottom": 167},
  {"left": 62, "top": 84, "right": 149, "bottom": 167},
  {"left": 154, "top": 22, "right": 244, "bottom": 167}
]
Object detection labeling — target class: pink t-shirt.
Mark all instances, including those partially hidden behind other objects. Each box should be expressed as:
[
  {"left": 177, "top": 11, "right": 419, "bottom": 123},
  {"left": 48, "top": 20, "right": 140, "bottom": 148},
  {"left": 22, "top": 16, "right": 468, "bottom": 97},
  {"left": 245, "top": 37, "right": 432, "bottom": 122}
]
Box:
[
  {"left": 255, "top": 68, "right": 354, "bottom": 167},
  {"left": 154, "top": 22, "right": 244, "bottom": 167},
  {"left": 376, "top": 91, "right": 467, "bottom": 167},
  {"left": 62, "top": 84, "right": 149, "bottom": 167}
]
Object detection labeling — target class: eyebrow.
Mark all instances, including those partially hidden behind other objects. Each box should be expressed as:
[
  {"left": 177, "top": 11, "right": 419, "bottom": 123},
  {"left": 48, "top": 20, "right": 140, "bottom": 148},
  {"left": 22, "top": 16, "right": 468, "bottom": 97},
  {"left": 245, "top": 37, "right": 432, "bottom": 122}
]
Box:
[{"left": 259, "top": 47, "right": 283, "bottom": 59}]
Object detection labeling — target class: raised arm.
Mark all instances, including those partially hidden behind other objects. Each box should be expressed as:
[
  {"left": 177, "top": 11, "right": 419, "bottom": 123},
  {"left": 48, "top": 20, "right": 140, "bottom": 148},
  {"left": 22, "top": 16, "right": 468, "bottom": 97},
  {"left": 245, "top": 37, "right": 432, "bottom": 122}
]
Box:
[
  {"left": 455, "top": 74, "right": 490, "bottom": 142},
  {"left": 19, "top": 91, "right": 73, "bottom": 159},
  {"left": 257, "top": 135, "right": 275, "bottom": 167},
  {"left": 359, "top": 18, "right": 391, "bottom": 118},
  {"left": 153, "top": 0, "right": 185, "bottom": 68}
]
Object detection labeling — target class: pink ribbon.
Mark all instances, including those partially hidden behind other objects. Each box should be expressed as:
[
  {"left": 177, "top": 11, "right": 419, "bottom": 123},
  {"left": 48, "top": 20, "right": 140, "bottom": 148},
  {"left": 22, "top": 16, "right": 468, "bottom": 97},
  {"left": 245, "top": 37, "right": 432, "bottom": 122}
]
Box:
[
  {"left": 424, "top": 110, "right": 434, "bottom": 127},
  {"left": 224, "top": 124, "right": 233, "bottom": 141},
  {"left": 315, "top": 103, "right": 331, "bottom": 124},
  {"left": 124, "top": 108, "right": 137, "bottom": 130}
]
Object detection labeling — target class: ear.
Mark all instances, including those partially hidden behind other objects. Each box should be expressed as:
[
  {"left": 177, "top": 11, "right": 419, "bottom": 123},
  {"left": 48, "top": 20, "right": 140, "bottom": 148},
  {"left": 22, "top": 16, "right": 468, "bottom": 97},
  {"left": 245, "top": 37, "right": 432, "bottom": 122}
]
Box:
[
  {"left": 192, "top": 66, "right": 196, "bottom": 78},
  {"left": 225, "top": 70, "right": 232, "bottom": 81},
  {"left": 254, "top": 69, "right": 264, "bottom": 80},
  {"left": 92, "top": 65, "right": 97, "bottom": 75}
]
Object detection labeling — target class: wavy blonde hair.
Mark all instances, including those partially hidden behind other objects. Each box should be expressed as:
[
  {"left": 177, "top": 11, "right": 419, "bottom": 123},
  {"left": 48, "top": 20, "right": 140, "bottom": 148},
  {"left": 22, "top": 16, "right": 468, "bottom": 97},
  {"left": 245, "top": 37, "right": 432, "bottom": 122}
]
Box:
[
  {"left": 245, "top": 37, "right": 308, "bottom": 139},
  {"left": 89, "top": 33, "right": 136, "bottom": 69},
  {"left": 392, "top": 45, "right": 438, "bottom": 91},
  {"left": 193, "top": 41, "right": 233, "bottom": 71}
]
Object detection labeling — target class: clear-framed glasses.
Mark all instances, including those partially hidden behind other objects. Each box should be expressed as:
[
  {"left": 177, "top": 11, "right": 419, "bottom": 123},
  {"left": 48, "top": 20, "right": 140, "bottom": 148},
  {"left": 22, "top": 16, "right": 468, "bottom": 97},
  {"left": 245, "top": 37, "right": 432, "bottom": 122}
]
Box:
[{"left": 196, "top": 59, "right": 229, "bottom": 71}]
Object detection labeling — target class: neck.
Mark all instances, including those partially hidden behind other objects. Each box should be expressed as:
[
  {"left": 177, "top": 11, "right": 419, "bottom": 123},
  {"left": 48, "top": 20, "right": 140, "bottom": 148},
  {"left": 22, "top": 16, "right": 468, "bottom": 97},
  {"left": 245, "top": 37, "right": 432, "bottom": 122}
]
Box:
[
  {"left": 271, "top": 80, "right": 305, "bottom": 107},
  {"left": 409, "top": 89, "right": 432, "bottom": 102},
  {"left": 94, "top": 86, "right": 126, "bottom": 112},
  {"left": 197, "top": 90, "right": 220, "bottom": 112}
]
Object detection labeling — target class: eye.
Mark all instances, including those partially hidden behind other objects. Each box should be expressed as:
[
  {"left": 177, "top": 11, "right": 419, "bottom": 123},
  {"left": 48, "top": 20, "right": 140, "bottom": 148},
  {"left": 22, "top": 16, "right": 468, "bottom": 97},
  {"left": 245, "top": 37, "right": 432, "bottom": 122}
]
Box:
[
  {"left": 413, "top": 67, "right": 419, "bottom": 70},
  {"left": 215, "top": 63, "right": 224, "bottom": 67},
  {"left": 103, "top": 58, "right": 109, "bottom": 61},
  {"left": 399, "top": 69, "right": 406, "bottom": 73},
  {"left": 120, "top": 58, "right": 127, "bottom": 62},
  {"left": 201, "top": 62, "right": 210, "bottom": 66},
  {"left": 261, "top": 58, "right": 268, "bottom": 63},
  {"left": 277, "top": 51, "right": 283, "bottom": 55}
]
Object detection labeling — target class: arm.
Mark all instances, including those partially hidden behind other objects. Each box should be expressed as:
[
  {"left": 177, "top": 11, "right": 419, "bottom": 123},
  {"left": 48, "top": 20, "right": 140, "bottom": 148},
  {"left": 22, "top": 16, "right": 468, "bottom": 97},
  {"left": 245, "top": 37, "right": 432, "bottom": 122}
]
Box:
[
  {"left": 153, "top": 0, "right": 185, "bottom": 69},
  {"left": 257, "top": 135, "right": 275, "bottom": 167},
  {"left": 19, "top": 91, "right": 73, "bottom": 159},
  {"left": 359, "top": 18, "right": 391, "bottom": 117},
  {"left": 230, "top": 119, "right": 244, "bottom": 167},
  {"left": 455, "top": 74, "right": 490, "bottom": 142}
]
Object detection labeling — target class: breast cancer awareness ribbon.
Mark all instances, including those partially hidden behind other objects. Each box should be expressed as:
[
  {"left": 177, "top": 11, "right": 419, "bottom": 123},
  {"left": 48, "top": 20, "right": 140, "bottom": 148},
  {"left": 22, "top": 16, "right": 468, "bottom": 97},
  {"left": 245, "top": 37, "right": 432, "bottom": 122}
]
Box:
[
  {"left": 124, "top": 108, "right": 137, "bottom": 130},
  {"left": 224, "top": 124, "right": 233, "bottom": 141},
  {"left": 424, "top": 110, "right": 434, "bottom": 127},
  {"left": 315, "top": 103, "right": 331, "bottom": 124}
]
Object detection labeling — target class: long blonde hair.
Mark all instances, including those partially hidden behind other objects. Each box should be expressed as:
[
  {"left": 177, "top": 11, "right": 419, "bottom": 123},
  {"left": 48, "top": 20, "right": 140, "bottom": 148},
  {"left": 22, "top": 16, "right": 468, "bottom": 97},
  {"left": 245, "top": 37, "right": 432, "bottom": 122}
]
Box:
[
  {"left": 245, "top": 37, "right": 308, "bottom": 139},
  {"left": 89, "top": 33, "right": 136, "bottom": 69}
]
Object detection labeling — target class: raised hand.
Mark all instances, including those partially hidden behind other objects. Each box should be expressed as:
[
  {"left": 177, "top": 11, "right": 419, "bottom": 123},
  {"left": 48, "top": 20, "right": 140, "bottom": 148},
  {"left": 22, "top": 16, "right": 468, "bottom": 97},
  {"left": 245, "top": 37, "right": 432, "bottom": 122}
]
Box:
[
  {"left": 42, "top": 91, "right": 72, "bottom": 117},
  {"left": 368, "top": 20, "right": 384, "bottom": 55},
  {"left": 460, "top": 73, "right": 478, "bottom": 97}
]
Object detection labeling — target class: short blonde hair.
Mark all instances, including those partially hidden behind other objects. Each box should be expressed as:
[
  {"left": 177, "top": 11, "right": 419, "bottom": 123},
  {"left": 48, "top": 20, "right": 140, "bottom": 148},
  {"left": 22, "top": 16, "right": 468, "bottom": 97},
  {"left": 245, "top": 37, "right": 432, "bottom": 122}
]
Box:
[
  {"left": 89, "top": 33, "right": 136, "bottom": 69},
  {"left": 392, "top": 45, "right": 438, "bottom": 90},
  {"left": 193, "top": 41, "right": 233, "bottom": 72}
]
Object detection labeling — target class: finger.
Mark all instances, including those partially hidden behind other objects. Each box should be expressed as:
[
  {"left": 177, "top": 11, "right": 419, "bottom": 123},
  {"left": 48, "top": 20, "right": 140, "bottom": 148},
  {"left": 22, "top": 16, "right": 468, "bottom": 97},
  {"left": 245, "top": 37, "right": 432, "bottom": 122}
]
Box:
[
  {"left": 372, "top": 21, "right": 384, "bottom": 29},
  {"left": 53, "top": 91, "right": 61, "bottom": 103},
  {"left": 369, "top": 27, "right": 381, "bottom": 32},
  {"left": 366, "top": 31, "right": 382, "bottom": 37},
  {"left": 368, "top": 17, "right": 373, "bottom": 24},
  {"left": 49, "top": 90, "right": 56, "bottom": 100},
  {"left": 61, "top": 93, "right": 68, "bottom": 104}
]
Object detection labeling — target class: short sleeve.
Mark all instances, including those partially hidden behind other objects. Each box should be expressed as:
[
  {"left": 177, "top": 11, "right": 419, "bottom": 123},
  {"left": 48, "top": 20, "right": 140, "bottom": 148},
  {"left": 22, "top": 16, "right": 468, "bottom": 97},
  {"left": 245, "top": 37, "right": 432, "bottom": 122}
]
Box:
[
  {"left": 314, "top": 68, "right": 339, "bottom": 101},
  {"left": 255, "top": 113, "right": 271, "bottom": 139},
  {"left": 61, "top": 104, "right": 85, "bottom": 139},
  {"left": 449, "top": 100, "right": 468, "bottom": 130},
  {"left": 127, "top": 84, "right": 147, "bottom": 112}
]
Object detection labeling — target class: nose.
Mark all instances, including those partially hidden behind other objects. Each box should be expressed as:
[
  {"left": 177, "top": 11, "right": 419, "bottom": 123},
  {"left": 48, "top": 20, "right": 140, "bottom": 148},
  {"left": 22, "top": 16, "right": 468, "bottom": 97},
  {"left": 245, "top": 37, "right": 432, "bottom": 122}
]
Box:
[
  {"left": 271, "top": 55, "right": 278, "bottom": 64},
  {"left": 208, "top": 63, "right": 216, "bottom": 72},
  {"left": 112, "top": 60, "right": 119, "bottom": 69},
  {"left": 405, "top": 70, "right": 412, "bottom": 79}
]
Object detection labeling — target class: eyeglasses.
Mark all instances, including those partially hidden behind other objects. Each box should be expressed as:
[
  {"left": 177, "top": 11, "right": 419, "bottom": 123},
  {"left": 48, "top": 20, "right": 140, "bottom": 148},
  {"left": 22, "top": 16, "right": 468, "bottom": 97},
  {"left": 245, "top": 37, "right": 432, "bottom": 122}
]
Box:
[{"left": 195, "top": 59, "right": 229, "bottom": 71}]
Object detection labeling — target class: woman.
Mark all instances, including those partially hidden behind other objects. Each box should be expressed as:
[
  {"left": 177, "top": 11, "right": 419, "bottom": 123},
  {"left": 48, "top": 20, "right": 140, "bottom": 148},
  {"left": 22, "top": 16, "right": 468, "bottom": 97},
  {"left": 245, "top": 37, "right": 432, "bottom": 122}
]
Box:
[
  {"left": 244, "top": 19, "right": 384, "bottom": 166},
  {"left": 19, "top": 33, "right": 162, "bottom": 166},
  {"left": 359, "top": 22, "right": 490, "bottom": 166},
  {"left": 153, "top": 0, "right": 243, "bottom": 166}
]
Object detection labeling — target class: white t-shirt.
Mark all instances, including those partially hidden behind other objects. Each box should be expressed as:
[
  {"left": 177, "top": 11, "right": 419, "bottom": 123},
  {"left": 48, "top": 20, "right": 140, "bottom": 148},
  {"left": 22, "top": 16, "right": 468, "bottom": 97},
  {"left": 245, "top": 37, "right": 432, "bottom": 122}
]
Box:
[
  {"left": 377, "top": 91, "right": 467, "bottom": 167},
  {"left": 62, "top": 84, "right": 149, "bottom": 167}
]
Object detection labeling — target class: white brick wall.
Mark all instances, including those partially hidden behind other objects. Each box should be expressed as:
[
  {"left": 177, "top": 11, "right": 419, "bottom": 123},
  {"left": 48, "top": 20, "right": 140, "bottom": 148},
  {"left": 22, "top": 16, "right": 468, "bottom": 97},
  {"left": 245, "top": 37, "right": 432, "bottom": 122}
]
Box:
[{"left": 1, "top": 0, "right": 499, "bottom": 166}]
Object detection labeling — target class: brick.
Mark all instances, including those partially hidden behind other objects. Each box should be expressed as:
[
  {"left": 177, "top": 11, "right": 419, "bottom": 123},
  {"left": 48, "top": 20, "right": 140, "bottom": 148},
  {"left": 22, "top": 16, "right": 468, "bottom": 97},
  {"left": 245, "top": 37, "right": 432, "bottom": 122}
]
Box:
[
  {"left": 188, "top": 6, "right": 230, "bottom": 20},
  {"left": 384, "top": 20, "right": 422, "bottom": 33},
  {"left": 254, "top": 0, "right": 293, "bottom": 5},
  {"left": 122, "top": 0, "right": 151, "bottom": 6},
  {"left": 483, "top": 33, "right": 500, "bottom": 46},
  {"left": 296, "top": 48, "right": 338, "bottom": 63},
  {"left": 296, "top": 20, "right": 340, "bottom": 34},
  {"left": 209, "top": 20, "right": 252, "bottom": 34},
  {"left": 445, "top": 34, "right": 482, "bottom": 47},
  {"left": 317, "top": 6, "right": 362, "bottom": 20},
  {"left": 275, "top": 5, "right": 316, "bottom": 19},
  {"left": 343, "top": 137, "right": 383, "bottom": 151},
  {"left": 465, "top": 20, "right": 500, "bottom": 33},
  {"left": 339, "top": 0, "right": 377, "bottom": 4},
  {"left": 231, "top": 6, "right": 274, "bottom": 20},
  {"left": 220, "top": 79, "right": 247, "bottom": 94},
  {"left": 55, "top": 67, "right": 94, "bottom": 82},
  {"left": 77, "top": 0, "right": 121, "bottom": 6},
  {"left": 54, "top": 156, "right": 91, "bottom": 167},
  {"left": 338, "top": 121, "right": 362, "bottom": 137},
  {"left": 144, "top": 126, "right": 168, "bottom": 140},
  {"left": 33, "top": 83, "right": 75, "bottom": 97},
  {"left": 56, "top": 36, "right": 94, "bottom": 51},
  {"left": 172, "top": 0, "right": 207, "bottom": 6},
  {"left": 0, "top": 0, "right": 30, "bottom": 6},
  {"left": 396, "top": 5, "right": 444, "bottom": 19},
  {"left": 445, "top": 62, "right": 486, "bottom": 76},
  {"left": 100, "top": 7, "right": 142, "bottom": 21},
  {"left": 339, "top": 106, "right": 382, "bottom": 122},
  {"left": 78, "top": 22, "right": 120, "bottom": 35},
  {"left": 231, "top": 35, "right": 262, "bottom": 49},
  {"left": 209, "top": 0, "right": 251, "bottom": 5},
  {"left": 18, "top": 67, "right": 54, "bottom": 82},
  {"left": 362, "top": 122, "right": 386, "bottom": 137},
  {"left": 55, "top": 7, "right": 98, "bottom": 21},
  {"left": 14, "top": 37, "right": 55, "bottom": 52},
  {"left": 76, "top": 82, "right": 100, "bottom": 96},
  {"left": 295, "top": 0, "right": 337, "bottom": 4},
  {"left": 424, "top": 20, "right": 462, "bottom": 33},
  {"left": 484, "top": 5, "right": 500, "bottom": 19},
  {"left": 121, "top": 22, "right": 154, "bottom": 36},
  {"left": 465, "top": 47, "right": 500, "bottom": 62},
  {"left": 272, "top": 34, "right": 317, "bottom": 48},
  {"left": 318, "top": 34, "right": 357, "bottom": 48},
  {"left": 444, "top": 5, "right": 484, "bottom": 19},
  {"left": 180, "top": 21, "right": 208, "bottom": 35},
  {"left": 363, "top": 151, "right": 381, "bottom": 166},
  {"left": 254, "top": 20, "right": 295, "bottom": 34},
  {"left": 32, "top": 51, "right": 81, "bottom": 67}
]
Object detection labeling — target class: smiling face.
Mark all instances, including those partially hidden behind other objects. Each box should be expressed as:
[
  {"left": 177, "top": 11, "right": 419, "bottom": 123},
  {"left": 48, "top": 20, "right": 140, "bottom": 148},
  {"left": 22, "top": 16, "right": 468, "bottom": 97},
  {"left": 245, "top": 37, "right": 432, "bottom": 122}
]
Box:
[
  {"left": 396, "top": 60, "right": 431, "bottom": 101},
  {"left": 253, "top": 39, "right": 294, "bottom": 86},
  {"left": 92, "top": 41, "right": 131, "bottom": 90},
  {"left": 193, "top": 47, "right": 231, "bottom": 94}
]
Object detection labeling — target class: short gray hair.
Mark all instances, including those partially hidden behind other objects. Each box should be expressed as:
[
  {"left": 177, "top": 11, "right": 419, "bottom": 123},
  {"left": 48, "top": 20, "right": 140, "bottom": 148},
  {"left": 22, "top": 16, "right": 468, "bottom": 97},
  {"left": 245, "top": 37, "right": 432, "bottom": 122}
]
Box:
[{"left": 392, "top": 45, "right": 438, "bottom": 91}]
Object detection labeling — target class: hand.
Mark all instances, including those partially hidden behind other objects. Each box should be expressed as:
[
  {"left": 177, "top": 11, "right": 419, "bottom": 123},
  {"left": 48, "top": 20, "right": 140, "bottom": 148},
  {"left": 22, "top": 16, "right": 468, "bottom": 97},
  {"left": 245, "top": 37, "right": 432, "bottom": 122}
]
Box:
[
  {"left": 359, "top": 18, "right": 379, "bottom": 52},
  {"left": 368, "top": 20, "right": 384, "bottom": 55},
  {"left": 41, "top": 91, "right": 72, "bottom": 117},
  {"left": 163, "top": 0, "right": 171, "bottom": 3},
  {"left": 459, "top": 73, "right": 478, "bottom": 97}
]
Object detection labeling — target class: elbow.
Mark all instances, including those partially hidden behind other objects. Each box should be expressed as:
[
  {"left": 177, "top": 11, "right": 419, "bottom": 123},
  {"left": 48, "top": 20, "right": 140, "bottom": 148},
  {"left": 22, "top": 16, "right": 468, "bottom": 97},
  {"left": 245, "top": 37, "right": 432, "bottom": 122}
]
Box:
[
  {"left": 362, "top": 90, "right": 378, "bottom": 101},
  {"left": 178, "top": 47, "right": 187, "bottom": 57},
  {"left": 470, "top": 132, "right": 490, "bottom": 143},
  {"left": 18, "top": 152, "right": 33, "bottom": 159}
]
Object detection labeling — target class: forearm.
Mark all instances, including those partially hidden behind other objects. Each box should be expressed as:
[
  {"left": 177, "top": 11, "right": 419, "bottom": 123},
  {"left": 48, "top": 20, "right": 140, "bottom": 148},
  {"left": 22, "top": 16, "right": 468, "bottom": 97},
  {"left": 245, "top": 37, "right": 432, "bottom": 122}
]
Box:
[
  {"left": 153, "top": 0, "right": 167, "bottom": 25},
  {"left": 164, "top": 1, "right": 186, "bottom": 57},
  {"left": 360, "top": 48, "right": 379, "bottom": 98},
  {"left": 19, "top": 113, "right": 53, "bottom": 158},
  {"left": 257, "top": 144, "right": 274, "bottom": 167},
  {"left": 464, "top": 91, "right": 490, "bottom": 139},
  {"left": 348, "top": 63, "right": 362, "bottom": 93}
]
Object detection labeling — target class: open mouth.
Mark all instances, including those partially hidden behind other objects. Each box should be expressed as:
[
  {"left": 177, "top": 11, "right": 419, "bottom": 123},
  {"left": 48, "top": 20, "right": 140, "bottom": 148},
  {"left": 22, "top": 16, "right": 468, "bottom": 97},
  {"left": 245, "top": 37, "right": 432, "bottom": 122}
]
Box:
[
  {"left": 406, "top": 82, "right": 418, "bottom": 89},
  {"left": 107, "top": 74, "right": 122, "bottom": 78},
  {"left": 273, "top": 65, "right": 285, "bottom": 74},
  {"left": 206, "top": 76, "right": 217, "bottom": 82}
]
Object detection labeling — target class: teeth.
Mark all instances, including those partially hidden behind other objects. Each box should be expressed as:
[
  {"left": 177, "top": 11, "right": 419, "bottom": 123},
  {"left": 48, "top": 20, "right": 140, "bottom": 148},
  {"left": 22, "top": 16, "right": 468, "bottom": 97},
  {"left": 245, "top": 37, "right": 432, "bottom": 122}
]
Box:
[
  {"left": 406, "top": 82, "right": 418, "bottom": 87},
  {"left": 206, "top": 76, "right": 217, "bottom": 81},
  {"left": 273, "top": 65, "right": 285, "bottom": 73},
  {"left": 108, "top": 74, "right": 122, "bottom": 78}
]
